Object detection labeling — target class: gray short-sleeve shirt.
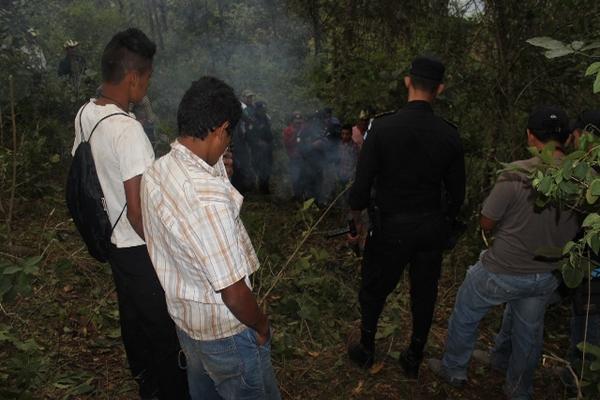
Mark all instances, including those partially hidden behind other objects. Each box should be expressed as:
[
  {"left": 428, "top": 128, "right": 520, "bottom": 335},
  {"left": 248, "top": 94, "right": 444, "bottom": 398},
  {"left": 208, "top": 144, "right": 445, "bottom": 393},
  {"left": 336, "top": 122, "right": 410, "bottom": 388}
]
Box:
[{"left": 481, "top": 157, "right": 579, "bottom": 275}]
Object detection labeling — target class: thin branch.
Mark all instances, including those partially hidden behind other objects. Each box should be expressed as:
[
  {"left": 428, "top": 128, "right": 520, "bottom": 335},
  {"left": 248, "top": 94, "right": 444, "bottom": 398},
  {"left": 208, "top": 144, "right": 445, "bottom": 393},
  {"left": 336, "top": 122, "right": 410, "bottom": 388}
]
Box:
[
  {"left": 259, "top": 185, "right": 351, "bottom": 304},
  {"left": 6, "top": 76, "right": 18, "bottom": 247}
]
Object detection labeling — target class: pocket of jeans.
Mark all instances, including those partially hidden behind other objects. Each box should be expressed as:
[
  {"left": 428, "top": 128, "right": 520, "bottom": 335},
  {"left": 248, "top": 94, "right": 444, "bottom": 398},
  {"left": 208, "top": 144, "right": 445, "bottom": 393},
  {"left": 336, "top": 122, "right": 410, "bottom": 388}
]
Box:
[
  {"left": 197, "top": 337, "right": 244, "bottom": 383},
  {"left": 486, "top": 274, "right": 513, "bottom": 295}
]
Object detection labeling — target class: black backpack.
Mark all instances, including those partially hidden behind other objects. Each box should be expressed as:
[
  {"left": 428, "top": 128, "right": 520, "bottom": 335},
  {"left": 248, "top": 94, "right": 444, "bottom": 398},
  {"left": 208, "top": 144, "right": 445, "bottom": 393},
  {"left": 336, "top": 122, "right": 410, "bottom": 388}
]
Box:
[{"left": 66, "top": 102, "right": 129, "bottom": 262}]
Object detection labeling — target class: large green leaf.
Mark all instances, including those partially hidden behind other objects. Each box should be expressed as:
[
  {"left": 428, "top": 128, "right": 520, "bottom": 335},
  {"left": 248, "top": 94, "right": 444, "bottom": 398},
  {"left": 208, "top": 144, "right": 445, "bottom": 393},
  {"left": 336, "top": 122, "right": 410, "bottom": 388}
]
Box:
[
  {"left": 578, "top": 342, "right": 600, "bottom": 359},
  {"left": 545, "top": 48, "right": 574, "bottom": 59},
  {"left": 2, "top": 266, "right": 22, "bottom": 275},
  {"left": 562, "top": 263, "right": 584, "bottom": 288},
  {"left": 594, "top": 72, "right": 600, "bottom": 94},
  {"left": 574, "top": 162, "right": 589, "bottom": 179},
  {"left": 586, "top": 62, "right": 600, "bottom": 77},
  {"left": 586, "top": 188, "right": 599, "bottom": 205},
  {"left": 527, "top": 36, "right": 566, "bottom": 50},
  {"left": 586, "top": 233, "right": 600, "bottom": 255},
  {"left": 582, "top": 213, "right": 600, "bottom": 228},
  {"left": 591, "top": 179, "right": 600, "bottom": 196}
]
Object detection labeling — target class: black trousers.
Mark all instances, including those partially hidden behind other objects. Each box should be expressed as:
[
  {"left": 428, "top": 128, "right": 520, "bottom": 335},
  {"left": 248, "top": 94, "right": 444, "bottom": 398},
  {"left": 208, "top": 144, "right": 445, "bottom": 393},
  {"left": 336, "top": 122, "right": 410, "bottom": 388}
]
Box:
[
  {"left": 108, "top": 244, "right": 188, "bottom": 399},
  {"left": 359, "top": 212, "right": 445, "bottom": 355}
]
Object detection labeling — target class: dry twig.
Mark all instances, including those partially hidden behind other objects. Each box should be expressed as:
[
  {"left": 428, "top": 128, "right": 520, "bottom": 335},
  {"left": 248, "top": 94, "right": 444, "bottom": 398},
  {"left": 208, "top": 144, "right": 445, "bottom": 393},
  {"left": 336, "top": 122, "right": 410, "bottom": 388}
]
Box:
[
  {"left": 6, "top": 75, "right": 18, "bottom": 246},
  {"left": 259, "top": 185, "right": 350, "bottom": 304}
]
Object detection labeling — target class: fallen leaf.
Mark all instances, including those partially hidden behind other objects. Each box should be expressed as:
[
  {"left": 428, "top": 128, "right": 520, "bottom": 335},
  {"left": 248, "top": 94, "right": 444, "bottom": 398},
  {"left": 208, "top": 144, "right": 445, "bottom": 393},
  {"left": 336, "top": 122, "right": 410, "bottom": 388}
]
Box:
[
  {"left": 369, "top": 362, "right": 385, "bottom": 375},
  {"left": 308, "top": 351, "right": 320, "bottom": 357},
  {"left": 352, "top": 380, "right": 364, "bottom": 395}
]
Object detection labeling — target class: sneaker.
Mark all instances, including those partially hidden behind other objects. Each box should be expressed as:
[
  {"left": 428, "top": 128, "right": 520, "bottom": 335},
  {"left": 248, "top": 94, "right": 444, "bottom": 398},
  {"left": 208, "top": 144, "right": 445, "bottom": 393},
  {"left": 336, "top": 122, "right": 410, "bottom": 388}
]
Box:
[
  {"left": 348, "top": 342, "right": 375, "bottom": 369},
  {"left": 427, "top": 358, "right": 467, "bottom": 388},
  {"left": 399, "top": 349, "right": 421, "bottom": 379}
]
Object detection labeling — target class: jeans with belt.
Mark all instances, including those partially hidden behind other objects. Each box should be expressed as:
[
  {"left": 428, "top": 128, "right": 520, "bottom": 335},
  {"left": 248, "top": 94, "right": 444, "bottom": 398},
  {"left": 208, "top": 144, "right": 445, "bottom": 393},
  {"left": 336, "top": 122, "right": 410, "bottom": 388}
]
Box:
[
  {"left": 176, "top": 327, "right": 281, "bottom": 400},
  {"left": 441, "top": 261, "right": 558, "bottom": 400}
]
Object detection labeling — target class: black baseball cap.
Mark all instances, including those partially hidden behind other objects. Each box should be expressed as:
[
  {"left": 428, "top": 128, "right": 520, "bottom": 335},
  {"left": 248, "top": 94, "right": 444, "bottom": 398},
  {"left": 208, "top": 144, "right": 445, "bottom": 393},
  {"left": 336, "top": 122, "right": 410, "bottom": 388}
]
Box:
[
  {"left": 527, "top": 105, "right": 570, "bottom": 141},
  {"left": 571, "top": 110, "right": 600, "bottom": 136},
  {"left": 409, "top": 55, "right": 445, "bottom": 82}
]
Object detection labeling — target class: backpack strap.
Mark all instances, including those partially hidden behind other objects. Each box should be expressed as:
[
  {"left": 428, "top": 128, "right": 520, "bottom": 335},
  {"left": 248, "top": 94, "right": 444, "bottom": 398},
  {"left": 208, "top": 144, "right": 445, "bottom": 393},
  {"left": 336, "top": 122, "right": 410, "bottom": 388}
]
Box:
[
  {"left": 110, "top": 203, "right": 128, "bottom": 234},
  {"left": 78, "top": 101, "right": 90, "bottom": 142},
  {"left": 78, "top": 107, "right": 133, "bottom": 233}
]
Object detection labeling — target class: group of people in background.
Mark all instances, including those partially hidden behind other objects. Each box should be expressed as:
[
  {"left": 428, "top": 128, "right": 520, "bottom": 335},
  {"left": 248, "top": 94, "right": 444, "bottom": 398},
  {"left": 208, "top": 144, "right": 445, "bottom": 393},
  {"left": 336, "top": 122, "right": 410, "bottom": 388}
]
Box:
[
  {"left": 67, "top": 25, "right": 600, "bottom": 400},
  {"left": 281, "top": 107, "right": 366, "bottom": 205}
]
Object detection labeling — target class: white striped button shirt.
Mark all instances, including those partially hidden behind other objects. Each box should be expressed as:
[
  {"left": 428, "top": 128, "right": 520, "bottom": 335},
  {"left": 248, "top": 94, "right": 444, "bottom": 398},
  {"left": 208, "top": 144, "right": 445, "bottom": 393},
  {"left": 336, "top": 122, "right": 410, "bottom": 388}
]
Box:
[{"left": 141, "top": 140, "right": 259, "bottom": 340}]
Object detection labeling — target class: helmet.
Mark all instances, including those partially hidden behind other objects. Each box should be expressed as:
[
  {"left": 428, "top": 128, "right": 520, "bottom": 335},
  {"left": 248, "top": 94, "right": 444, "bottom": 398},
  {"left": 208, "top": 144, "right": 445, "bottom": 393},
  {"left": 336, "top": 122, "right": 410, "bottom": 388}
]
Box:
[{"left": 64, "top": 40, "right": 79, "bottom": 49}]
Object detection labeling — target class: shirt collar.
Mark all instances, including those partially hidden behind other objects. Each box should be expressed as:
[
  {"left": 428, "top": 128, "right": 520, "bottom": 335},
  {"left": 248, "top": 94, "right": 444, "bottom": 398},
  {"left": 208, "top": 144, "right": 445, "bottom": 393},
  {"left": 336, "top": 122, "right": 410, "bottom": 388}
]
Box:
[
  {"left": 170, "top": 139, "right": 222, "bottom": 178},
  {"left": 405, "top": 100, "right": 433, "bottom": 112}
]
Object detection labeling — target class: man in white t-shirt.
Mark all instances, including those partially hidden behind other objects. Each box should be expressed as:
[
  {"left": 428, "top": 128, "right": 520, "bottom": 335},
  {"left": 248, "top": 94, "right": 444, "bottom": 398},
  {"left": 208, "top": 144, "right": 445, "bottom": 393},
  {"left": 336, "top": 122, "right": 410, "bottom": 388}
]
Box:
[{"left": 71, "top": 28, "right": 187, "bottom": 399}]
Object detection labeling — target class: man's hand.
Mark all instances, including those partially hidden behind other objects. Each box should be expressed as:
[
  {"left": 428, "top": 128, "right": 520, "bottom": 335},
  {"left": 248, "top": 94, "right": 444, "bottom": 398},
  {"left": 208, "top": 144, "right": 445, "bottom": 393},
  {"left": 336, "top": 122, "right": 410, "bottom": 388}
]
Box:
[
  {"left": 347, "top": 210, "right": 364, "bottom": 246},
  {"left": 223, "top": 148, "right": 234, "bottom": 178}
]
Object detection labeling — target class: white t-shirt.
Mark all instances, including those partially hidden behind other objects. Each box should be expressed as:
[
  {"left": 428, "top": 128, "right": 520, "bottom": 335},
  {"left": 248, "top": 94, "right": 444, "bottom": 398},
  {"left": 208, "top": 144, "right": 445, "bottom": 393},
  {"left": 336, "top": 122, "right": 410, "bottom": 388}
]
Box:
[{"left": 71, "top": 99, "right": 154, "bottom": 248}]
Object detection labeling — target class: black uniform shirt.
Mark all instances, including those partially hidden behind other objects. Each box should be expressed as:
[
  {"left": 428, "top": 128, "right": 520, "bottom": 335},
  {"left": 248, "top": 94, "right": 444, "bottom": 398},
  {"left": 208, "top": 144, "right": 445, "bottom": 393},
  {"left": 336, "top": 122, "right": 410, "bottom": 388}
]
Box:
[{"left": 349, "top": 100, "right": 465, "bottom": 220}]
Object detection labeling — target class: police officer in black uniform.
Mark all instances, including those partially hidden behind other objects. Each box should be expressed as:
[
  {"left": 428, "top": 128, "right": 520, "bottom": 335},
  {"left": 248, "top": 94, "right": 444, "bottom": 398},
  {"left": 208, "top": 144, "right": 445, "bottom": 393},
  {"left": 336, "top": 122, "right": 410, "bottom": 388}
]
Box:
[{"left": 347, "top": 55, "right": 466, "bottom": 378}]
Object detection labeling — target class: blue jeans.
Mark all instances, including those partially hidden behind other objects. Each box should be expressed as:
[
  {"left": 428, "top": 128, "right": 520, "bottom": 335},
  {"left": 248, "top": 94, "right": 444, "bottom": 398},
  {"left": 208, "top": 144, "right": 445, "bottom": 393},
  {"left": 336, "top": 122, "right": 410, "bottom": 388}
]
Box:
[
  {"left": 492, "top": 290, "right": 562, "bottom": 372},
  {"left": 441, "top": 261, "right": 558, "bottom": 400},
  {"left": 176, "top": 327, "right": 281, "bottom": 400}
]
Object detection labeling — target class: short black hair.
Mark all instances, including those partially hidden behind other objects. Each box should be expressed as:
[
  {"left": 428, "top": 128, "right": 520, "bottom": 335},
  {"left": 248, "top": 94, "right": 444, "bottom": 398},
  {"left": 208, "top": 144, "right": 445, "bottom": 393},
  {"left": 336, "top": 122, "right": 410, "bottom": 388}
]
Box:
[
  {"left": 101, "top": 28, "right": 156, "bottom": 84},
  {"left": 341, "top": 124, "right": 353, "bottom": 131},
  {"left": 410, "top": 75, "right": 441, "bottom": 94},
  {"left": 177, "top": 76, "right": 242, "bottom": 140}
]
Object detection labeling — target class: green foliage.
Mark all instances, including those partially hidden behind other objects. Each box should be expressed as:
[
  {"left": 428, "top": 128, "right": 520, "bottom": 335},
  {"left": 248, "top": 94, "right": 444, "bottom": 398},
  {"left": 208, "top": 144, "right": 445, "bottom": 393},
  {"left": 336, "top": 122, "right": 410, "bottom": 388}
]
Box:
[
  {"left": 576, "top": 342, "right": 600, "bottom": 398},
  {"left": 527, "top": 136, "right": 600, "bottom": 289},
  {"left": 0, "top": 256, "right": 42, "bottom": 303},
  {"left": 528, "top": 36, "right": 600, "bottom": 93},
  {"left": 0, "top": 324, "right": 47, "bottom": 400}
]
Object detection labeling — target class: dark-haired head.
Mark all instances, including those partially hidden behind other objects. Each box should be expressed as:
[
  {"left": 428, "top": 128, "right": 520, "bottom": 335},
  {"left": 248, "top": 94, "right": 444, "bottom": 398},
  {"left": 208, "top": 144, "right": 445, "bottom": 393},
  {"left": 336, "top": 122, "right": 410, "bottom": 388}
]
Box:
[
  {"left": 409, "top": 76, "right": 441, "bottom": 94},
  {"left": 101, "top": 28, "right": 156, "bottom": 85},
  {"left": 177, "top": 76, "right": 241, "bottom": 140}
]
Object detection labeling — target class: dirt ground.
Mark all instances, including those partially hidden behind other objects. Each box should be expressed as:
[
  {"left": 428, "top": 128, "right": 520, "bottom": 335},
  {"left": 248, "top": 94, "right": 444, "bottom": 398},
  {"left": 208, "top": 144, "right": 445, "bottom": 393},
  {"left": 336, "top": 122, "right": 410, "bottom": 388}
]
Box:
[{"left": 0, "top": 194, "right": 575, "bottom": 399}]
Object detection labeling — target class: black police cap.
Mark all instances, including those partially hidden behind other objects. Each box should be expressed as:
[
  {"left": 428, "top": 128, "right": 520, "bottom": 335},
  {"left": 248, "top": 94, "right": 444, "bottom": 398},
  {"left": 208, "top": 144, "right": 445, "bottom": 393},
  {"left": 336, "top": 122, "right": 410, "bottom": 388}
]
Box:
[
  {"left": 527, "top": 105, "right": 569, "bottom": 136},
  {"left": 409, "top": 55, "right": 445, "bottom": 82}
]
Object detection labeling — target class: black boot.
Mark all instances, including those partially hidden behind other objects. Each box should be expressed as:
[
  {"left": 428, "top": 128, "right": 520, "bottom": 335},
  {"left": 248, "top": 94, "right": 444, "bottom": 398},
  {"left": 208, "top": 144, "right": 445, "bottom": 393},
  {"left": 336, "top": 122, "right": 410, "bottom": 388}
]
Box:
[
  {"left": 348, "top": 328, "right": 375, "bottom": 369},
  {"left": 399, "top": 341, "right": 424, "bottom": 379}
]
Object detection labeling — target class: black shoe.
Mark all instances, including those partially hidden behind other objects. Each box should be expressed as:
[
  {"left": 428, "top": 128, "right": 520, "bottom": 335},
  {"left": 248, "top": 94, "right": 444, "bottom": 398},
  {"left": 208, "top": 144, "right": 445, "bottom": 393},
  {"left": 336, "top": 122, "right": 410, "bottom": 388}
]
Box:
[
  {"left": 399, "top": 349, "right": 421, "bottom": 379},
  {"left": 348, "top": 342, "right": 374, "bottom": 369}
]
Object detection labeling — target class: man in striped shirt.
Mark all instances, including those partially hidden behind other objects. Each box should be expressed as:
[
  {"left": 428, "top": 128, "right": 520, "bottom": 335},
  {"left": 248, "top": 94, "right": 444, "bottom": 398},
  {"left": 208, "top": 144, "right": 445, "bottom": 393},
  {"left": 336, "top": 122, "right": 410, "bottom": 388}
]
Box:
[{"left": 141, "top": 76, "right": 280, "bottom": 400}]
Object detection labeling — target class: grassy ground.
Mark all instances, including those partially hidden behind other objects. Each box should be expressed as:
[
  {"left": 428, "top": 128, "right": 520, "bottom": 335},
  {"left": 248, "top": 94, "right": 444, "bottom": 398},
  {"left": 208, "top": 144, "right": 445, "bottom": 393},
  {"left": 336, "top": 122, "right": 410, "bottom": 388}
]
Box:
[{"left": 0, "top": 191, "right": 574, "bottom": 399}]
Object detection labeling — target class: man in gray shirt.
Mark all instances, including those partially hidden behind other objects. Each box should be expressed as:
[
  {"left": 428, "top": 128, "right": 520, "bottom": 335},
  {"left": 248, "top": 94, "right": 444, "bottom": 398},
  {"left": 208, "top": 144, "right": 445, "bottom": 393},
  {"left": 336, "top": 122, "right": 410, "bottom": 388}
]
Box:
[{"left": 428, "top": 106, "right": 580, "bottom": 400}]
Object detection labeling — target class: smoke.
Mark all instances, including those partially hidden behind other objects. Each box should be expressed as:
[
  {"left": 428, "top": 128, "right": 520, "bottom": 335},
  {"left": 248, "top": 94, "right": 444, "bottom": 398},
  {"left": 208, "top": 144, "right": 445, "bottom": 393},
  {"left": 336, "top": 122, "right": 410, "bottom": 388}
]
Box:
[
  {"left": 147, "top": 0, "right": 340, "bottom": 200},
  {"left": 150, "top": 0, "right": 322, "bottom": 130}
]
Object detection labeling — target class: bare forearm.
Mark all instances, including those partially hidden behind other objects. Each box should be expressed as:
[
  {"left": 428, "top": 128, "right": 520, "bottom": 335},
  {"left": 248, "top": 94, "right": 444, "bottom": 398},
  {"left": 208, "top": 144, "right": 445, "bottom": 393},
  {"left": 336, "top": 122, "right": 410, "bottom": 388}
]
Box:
[
  {"left": 123, "top": 175, "right": 145, "bottom": 240},
  {"left": 221, "top": 280, "right": 269, "bottom": 335},
  {"left": 127, "top": 211, "right": 145, "bottom": 240}
]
